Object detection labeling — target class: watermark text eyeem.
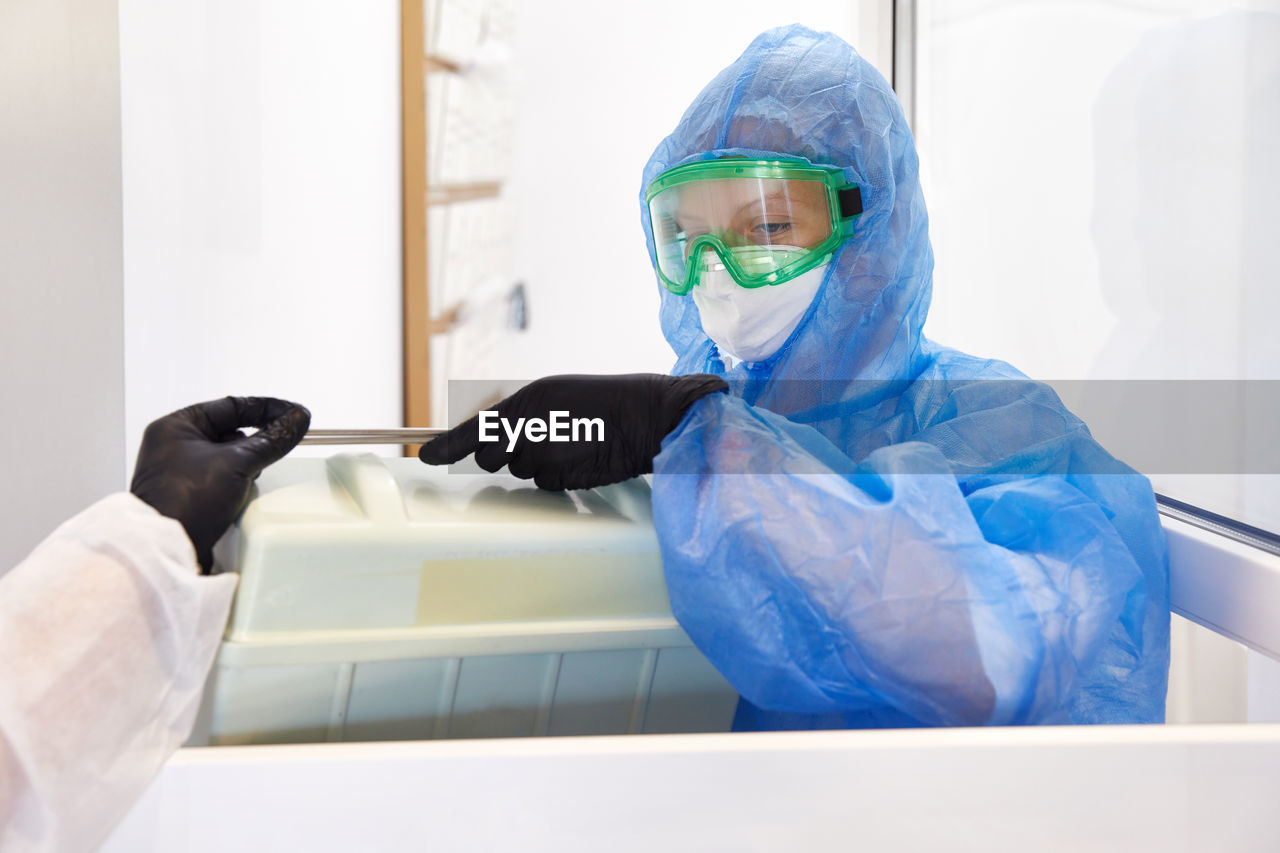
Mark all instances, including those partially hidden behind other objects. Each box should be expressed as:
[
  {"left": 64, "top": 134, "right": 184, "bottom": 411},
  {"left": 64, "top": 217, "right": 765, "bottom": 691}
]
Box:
[{"left": 478, "top": 410, "right": 605, "bottom": 452}]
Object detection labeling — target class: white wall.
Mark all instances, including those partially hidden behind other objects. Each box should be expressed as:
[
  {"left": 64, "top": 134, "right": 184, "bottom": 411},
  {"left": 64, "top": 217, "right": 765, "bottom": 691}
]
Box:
[
  {"left": 0, "top": 0, "right": 126, "bottom": 571},
  {"left": 917, "top": 0, "right": 1280, "bottom": 381},
  {"left": 478, "top": 2, "right": 867, "bottom": 381},
  {"left": 118, "top": 0, "right": 403, "bottom": 466}
]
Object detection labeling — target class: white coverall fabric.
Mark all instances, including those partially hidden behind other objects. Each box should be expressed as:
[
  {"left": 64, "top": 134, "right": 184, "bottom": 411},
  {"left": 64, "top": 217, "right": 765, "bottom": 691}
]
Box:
[{"left": 0, "top": 493, "right": 237, "bottom": 853}]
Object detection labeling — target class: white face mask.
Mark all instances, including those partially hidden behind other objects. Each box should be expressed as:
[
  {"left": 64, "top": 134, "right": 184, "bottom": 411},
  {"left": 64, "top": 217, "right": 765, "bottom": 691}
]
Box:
[{"left": 692, "top": 260, "right": 828, "bottom": 364}]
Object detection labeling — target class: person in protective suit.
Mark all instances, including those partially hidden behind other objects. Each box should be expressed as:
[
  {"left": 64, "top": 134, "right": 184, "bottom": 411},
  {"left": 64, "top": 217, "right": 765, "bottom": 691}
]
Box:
[
  {"left": 0, "top": 397, "right": 309, "bottom": 852},
  {"left": 421, "top": 25, "right": 1169, "bottom": 730}
]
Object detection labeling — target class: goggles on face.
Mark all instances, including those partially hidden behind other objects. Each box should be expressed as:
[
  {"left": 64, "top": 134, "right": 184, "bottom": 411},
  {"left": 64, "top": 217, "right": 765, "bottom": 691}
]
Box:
[{"left": 646, "top": 158, "right": 862, "bottom": 295}]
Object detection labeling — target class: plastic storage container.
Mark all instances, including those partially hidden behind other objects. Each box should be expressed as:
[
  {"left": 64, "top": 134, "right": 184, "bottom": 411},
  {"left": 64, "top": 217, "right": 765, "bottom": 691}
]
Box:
[{"left": 192, "top": 454, "right": 738, "bottom": 745}]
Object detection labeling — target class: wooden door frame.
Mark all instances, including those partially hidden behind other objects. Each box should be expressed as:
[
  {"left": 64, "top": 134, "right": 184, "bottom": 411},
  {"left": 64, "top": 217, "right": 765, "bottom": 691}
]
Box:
[{"left": 401, "top": 0, "right": 429, "bottom": 446}]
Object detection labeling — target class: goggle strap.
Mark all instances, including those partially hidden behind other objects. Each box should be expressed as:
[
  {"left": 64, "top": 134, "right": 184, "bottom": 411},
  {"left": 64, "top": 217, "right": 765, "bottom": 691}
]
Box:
[{"left": 838, "top": 186, "right": 863, "bottom": 219}]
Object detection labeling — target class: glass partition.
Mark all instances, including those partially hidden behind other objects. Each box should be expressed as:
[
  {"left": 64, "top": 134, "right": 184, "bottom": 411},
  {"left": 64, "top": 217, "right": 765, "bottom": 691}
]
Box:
[{"left": 914, "top": 0, "right": 1280, "bottom": 534}]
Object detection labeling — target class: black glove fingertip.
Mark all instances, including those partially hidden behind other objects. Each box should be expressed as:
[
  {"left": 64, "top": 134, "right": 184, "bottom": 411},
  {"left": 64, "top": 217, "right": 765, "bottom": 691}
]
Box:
[
  {"left": 239, "top": 402, "right": 311, "bottom": 474},
  {"left": 418, "top": 437, "right": 449, "bottom": 465},
  {"left": 474, "top": 442, "right": 509, "bottom": 473}
]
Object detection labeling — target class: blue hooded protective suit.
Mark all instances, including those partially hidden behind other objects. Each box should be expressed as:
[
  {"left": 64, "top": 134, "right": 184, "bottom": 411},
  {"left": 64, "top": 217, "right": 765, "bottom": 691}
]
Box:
[{"left": 641, "top": 25, "right": 1170, "bottom": 728}]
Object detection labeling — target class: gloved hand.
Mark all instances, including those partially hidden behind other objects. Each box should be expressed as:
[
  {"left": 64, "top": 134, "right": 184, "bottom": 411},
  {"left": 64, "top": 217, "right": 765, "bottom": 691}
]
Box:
[
  {"left": 130, "top": 396, "right": 311, "bottom": 572},
  {"left": 419, "top": 373, "right": 727, "bottom": 490}
]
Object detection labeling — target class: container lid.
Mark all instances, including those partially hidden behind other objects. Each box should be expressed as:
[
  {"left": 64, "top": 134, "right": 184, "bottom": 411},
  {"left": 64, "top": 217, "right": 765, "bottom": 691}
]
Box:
[{"left": 222, "top": 454, "right": 673, "bottom": 640}]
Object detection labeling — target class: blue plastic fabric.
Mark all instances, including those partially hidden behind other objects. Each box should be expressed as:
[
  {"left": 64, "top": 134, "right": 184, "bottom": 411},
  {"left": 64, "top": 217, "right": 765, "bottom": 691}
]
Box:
[{"left": 640, "top": 25, "right": 1170, "bottom": 728}]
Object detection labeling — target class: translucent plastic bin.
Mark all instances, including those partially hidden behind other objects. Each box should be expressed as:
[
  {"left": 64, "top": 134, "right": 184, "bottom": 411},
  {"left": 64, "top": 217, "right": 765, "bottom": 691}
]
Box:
[{"left": 192, "top": 454, "right": 738, "bottom": 745}]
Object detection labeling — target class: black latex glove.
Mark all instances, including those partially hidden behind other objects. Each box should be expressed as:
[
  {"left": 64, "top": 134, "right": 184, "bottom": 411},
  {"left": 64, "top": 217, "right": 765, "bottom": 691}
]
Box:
[
  {"left": 130, "top": 396, "right": 311, "bottom": 572},
  {"left": 419, "top": 373, "right": 727, "bottom": 491}
]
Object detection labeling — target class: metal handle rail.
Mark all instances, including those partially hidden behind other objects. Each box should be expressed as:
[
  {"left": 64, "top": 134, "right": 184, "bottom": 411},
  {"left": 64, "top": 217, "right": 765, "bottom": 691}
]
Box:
[{"left": 300, "top": 428, "right": 447, "bottom": 446}]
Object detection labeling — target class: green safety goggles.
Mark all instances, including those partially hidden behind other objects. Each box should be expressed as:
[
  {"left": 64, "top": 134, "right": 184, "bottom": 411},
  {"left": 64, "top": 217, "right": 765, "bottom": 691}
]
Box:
[{"left": 646, "top": 158, "right": 862, "bottom": 295}]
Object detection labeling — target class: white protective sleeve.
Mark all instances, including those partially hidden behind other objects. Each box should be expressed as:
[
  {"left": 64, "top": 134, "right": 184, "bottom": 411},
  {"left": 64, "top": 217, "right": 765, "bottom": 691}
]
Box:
[{"left": 0, "top": 493, "right": 238, "bottom": 853}]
